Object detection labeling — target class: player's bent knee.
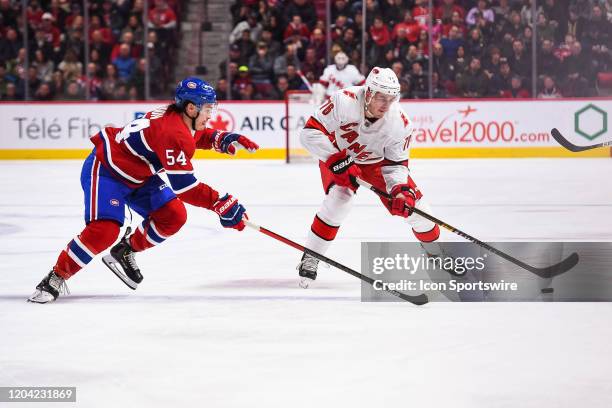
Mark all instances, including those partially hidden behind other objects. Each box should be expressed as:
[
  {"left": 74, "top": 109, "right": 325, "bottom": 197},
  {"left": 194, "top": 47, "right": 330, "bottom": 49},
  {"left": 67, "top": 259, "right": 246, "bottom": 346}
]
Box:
[{"left": 151, "top": 198, "right": 188, "bottom": 235}]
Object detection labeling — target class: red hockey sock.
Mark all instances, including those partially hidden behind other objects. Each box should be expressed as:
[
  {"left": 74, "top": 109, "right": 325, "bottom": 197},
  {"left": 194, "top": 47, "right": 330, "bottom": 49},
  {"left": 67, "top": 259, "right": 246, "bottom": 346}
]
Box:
[
  {"left": 54, "top": 220, "right": 120, "bottom": 279},
  {"left": 310, "top": 215, "right": 340, "bottom": 241},
  {"left": 413, "top": 225, "right": 440, "bottom": 243},
  {"left": 130, "top": 199, "right": 187, "bottom": 252}
]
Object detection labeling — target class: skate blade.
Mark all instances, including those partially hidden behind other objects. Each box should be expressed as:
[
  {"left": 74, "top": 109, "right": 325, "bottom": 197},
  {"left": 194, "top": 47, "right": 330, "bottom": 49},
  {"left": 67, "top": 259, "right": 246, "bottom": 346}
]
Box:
[
  {"left": 102, "top": 255, "right": 138, "bottom": 290},
  {"left": 299, "top": 277, "right": 314, "bottom": 289},
  {"left": 27, "top": 290, "right": 56, "bottom": 304}
]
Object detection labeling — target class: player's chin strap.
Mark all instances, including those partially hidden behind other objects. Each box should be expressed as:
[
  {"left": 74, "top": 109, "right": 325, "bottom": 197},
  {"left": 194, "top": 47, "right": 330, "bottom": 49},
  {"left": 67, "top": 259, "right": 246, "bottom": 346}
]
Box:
[{"left": 184, "top": 103, "right": 200, "bottom": 131}]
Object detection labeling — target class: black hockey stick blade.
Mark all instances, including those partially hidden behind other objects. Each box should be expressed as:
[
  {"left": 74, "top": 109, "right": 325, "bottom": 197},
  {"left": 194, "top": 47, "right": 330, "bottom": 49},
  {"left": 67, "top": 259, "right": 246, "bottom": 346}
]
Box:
[
  {"left": 521, "top": 251, "right": 579, "bottom": 279},
  {"left": 551, "top": 128, "right": 612, "bottom": 152}
]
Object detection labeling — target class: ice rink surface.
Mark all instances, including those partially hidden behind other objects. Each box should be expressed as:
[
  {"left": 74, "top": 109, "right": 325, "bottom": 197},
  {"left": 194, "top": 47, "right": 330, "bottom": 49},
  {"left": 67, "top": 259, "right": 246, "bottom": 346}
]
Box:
[{"left": 1, "top": 158, "right": 612, "bottom": 407}]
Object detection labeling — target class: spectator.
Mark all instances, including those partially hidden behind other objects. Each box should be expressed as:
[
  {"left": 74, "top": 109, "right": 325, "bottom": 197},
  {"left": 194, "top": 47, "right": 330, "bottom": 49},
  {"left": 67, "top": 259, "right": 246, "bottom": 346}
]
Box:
[
  {"left": 434, "top": 0, "right": 465, "bottom": 23},
  {"left": 64, "top": 80, "right": 83, "bottom": 100},
  {"left": 33, "top": 49, "right": 54, "bottom": 83},
  {"left": 380, "top": 0, "right": 406, "bottom": 27},
  {"left": 466, "top": 28, "right": 486, "bottom": 58},
  {"left": 457, "top": 56, "right": 488, "bottom": 97},
  {"left": 230, "top": 12, "right": 262, "bottom": 44},
  {"left": 58, "top": 49, "right": 83, "bottom": 82},
  {"left": 538, "top": 39, "right": 559, "bottom": 79},
  {"left": 51, "top": 70, "right": 65, "bottom": 99},
  {"left": 489, "top": 58, "right": 512, "bottom": 96},
  {"left": 308, "top": 28, "right": 327, "bottom": 63},
  {"left": 89, "top": 14, "right": 113, "bottom": 45},
  {"left": 286, "top": 64, "right": 305, "bottom": 90},
  {"left": 391, "top": 11, "right": 421, "bottom": 44},
  {"left": 259, "top": 27, "right": 283, "bottom": 59},
  {"left": 412, "top": 0, "right": 431, "bottom": 28},
  {"left": 508, "top": 39, "right": 531, "bottom": 81},
  {"left": 336, "top": 27, "right": 359, "bottom": 57},
  {"left": 284, "top": 0, "right": 317, "bottom": 30},
  {"left": 432, "top": 72, "right": 448, "bottom": 98},
  {"left": 112, "top": 44, "right": 136, "bottom": 82},
  {"left": 391, "top": 60, "right": 405, "bottom": 82},
  {"left": 536, "top": 13, "right": 557, "bottom": 43},
  {"left": 249, "top": 42, "right": 274, "bottom": 85},
  {"left": 273, "top": 44, "right": 301, "bottom": 77},
  {"left": 564, "top": 7, "right": 585, "bottom": 42},
  {"left": 466, "top": 0, "right": 495, "bottom": 27},
  {"left": 410, "top": 62, "right": 429, "bottom": 98},
  {"left": 0, "top": 28, "right": 22, "bottom": 62},
  {"left": 300, "top": 47, "right": 324, "bottom": 80},
  {"left": 83, "top": 62, "right": 103, "bottom": 100},
  {"left": 234, "top": 65, "right": 253, "bottom": 92},
  {"left": 502, "top": 75, "right": 530, "bottom": 98},
  {"left": 101, "top": 63, "right": 119, "bottom": 100},
  {"left": 441, "top": 25, "right": 465, "bottom": 58},
  {"left": 215, "top": 78, "right": 229, "bottom": 101},
  {"left": 39, "top": 12, "right": 61, "bottom": 54},
  {"left": 269, "top": 74, "right": 290, "bottom": 99},
  {"left": 370, "top": 16, "right": 391, "bottom": 48},
  {"left": 1, "top": 0, "right": 19, "bottom": 29},
  {"left": 482, "top": 47, "right": 502, "bottom": 80},
  {"left": 90, "top": 30, "right": 112, "bottom": 67},
  {"left": 26, "top": 67, "right": 41, "bottom": 96},
  {"left": 234, "top": 29, "right": 256, "bottom": 61},
  {"left": 442, "top": 11, "right": 467, "bottom": 38},
  {"left": 111, "top": 32, "right": 141, "bottom": 61},
  {"left": 538, "top": 75, "right": 563, "bottom": 98},
  {"left": 220, "top": 44, "right": 246, "bottom": 77},
  {"left": 121, "top": 15, "right": 145, "bottom": 47},
  {"left": 34, "top": 82, "right": 53, "bottom": 101},
  {"left": 148, "top": 0, "right": 177, "bottom": 48},
  {"left": 2, "top": 82, "right": 18, "bottom": 100},
  {"left": 284, "top": 15, "right": 310, "bottom": 42}
]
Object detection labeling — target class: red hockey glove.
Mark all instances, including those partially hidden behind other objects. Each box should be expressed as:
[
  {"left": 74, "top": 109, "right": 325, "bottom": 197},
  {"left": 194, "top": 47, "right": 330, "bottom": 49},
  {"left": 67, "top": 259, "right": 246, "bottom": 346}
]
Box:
[
  {"left": 212, "top": 193, "right": 248, "bottom": 231},
  {"left": 389, "top": 184, "right": 417, "bottom": 218},
  {"left": 325, "top": 150, "right": 361, "bottom": 192},
  {"left": 212, "top": 131, "right": 259, "bottom": 155}
]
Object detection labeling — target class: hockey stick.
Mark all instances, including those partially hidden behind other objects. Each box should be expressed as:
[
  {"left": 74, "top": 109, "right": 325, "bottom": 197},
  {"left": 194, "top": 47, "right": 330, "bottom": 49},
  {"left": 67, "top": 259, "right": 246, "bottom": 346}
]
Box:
[
  {"left": 355, "top": 178, "right": 579, "bottom": 279},
  {"left": 244, "top": 220, "right": 428, "bottom": 305},
  {"left": 551, "top": 128, "right": 612, "bottom": 152}
]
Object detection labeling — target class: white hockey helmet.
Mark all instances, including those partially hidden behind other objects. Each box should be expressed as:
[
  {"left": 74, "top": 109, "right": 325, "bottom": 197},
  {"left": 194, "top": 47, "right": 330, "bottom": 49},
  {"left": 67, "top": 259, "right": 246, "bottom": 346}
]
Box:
[
  {"left": 365, "top": 67, "right": 401, "bottom": 100},
  {"left": 334, "top": 51, "right": 349, "bottom": 69}
]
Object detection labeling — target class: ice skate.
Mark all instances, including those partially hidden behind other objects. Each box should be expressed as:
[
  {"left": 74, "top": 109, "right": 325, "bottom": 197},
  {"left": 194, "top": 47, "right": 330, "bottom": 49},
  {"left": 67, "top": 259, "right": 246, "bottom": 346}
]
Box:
[
  {"left": 297, "top": 253, "right": 319, "bottom": 288},
  {"left": 102, "top": 229, "right": 142, "bottom": 290},
  {"left": 420, "top": 242, "right": 465, "bottom": 277},
  {"left": 28, "top": 269, "right": 69, "bottom": 304}
]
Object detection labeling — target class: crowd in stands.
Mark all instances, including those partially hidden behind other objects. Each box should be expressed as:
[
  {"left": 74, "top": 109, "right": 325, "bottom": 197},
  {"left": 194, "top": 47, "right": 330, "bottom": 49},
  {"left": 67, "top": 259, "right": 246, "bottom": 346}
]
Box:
[
  {"left": 0, "top": 0, "right": 180, "bottom": 101},
  {"left": 222, "top": 0, "right": 612, "bottom": 100}
]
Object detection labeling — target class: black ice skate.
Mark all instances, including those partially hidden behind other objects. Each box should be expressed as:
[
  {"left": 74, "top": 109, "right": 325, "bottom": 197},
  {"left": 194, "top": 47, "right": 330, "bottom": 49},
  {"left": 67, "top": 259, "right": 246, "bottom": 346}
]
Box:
[
  {"left": 297, "top": 253, "right": 319, "bottom": 288},
  {"left": 28, "top": 269, "right": 69, "bottom": 304},
  {"left": 420, "top": 242, "right": 465, "bottom": 277},
  {"left": 102, "top": 229, "right": 142, "bottom": 290}
]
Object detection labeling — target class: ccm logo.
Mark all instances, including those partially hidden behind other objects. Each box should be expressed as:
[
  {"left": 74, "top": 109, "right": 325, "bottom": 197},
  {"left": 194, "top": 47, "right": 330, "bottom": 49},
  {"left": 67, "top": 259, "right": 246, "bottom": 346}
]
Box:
[{"left": 219, "top": 197, "right": 236, "bottom": 213}]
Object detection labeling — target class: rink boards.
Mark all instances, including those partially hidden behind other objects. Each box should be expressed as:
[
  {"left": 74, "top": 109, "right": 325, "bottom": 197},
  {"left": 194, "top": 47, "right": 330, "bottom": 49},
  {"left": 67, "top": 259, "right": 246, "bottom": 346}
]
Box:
[{"left": 0, "top": 98, "right": 610, "bottom": 159}]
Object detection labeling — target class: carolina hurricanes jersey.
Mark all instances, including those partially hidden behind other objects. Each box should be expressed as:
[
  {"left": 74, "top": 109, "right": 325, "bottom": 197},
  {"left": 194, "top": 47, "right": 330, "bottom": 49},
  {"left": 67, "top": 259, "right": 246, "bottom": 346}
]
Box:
[
  {"left": 319, "top": 64, "right": 366, "bottom": 97},
  {"left": 300, "top": 86, "right": 414, "bottom": 192},
  {"left": 91, "top": 106, "right": 215, "bottom": 195}
]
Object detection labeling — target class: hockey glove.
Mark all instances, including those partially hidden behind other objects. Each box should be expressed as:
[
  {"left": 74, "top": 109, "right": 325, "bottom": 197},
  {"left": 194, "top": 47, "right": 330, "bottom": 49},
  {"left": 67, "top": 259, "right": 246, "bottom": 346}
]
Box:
[
  {"left": 212, "top": 131, "right": 259, "bottom": 155},
  {"left": 389, "top": 184, "right": 417, "bottom": 218},
  {"left": 213, "top": 194, "right": 248, "bottom": 231},
  {"left": 325, "top": 150, "right": 361, "bottom": 192}
]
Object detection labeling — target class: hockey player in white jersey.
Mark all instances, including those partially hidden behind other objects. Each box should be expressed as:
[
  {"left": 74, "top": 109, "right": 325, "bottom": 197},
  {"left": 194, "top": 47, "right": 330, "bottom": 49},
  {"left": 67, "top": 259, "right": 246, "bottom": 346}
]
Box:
[
  {"left": 297, "top": 67, "right": 441, "bottom": 288},
  {"left": 319, "top": 52, "right": 365, "bottom": 98}
]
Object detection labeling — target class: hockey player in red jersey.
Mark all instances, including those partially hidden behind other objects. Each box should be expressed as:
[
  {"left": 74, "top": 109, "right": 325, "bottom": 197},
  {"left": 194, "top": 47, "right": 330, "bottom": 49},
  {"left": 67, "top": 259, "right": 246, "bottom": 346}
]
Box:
[
  {"left": 28, "top": 77, "right": 259, "bottom": 303},
  {"left": 296, "top": 67, "right": 441, "bottom": 288}
]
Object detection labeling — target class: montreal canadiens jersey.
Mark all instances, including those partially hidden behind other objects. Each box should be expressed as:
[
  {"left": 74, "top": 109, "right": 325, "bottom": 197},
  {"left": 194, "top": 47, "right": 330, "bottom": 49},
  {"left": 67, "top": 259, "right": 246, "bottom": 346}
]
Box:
[
  {"left": 319, "top": 64, "right": 366, "bottom": 97},
  {"left": 91, "top": 106, "right": 215, "bottom": 194},
  {"left": 300, "top": 86, "right": 414, "bottom": 191}
]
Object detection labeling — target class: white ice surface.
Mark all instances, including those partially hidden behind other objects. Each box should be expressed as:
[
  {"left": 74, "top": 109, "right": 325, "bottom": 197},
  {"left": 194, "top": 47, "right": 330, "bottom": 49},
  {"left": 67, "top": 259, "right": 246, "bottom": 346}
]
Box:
[{"left": 1, "top": 158, "right": 612, "bottom": 408}]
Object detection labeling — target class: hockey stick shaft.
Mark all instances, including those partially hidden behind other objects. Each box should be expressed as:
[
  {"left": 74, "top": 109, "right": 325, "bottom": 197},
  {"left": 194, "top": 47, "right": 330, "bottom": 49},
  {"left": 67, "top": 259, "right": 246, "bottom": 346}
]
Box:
[
  {"left": 244, "top": 220, "right": 428, "bottom": 305},
  {"left": 355, "top": 178, "right": 578, "bottom": 279},
  {"left": 551, "top": 128, "right": 612, "bottom": 152}
]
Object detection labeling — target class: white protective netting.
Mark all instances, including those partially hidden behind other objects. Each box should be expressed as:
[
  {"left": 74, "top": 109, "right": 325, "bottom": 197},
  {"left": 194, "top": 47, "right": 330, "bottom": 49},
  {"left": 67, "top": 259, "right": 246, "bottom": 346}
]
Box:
[{"left": 285, "top": 85, "right": 326, "bottom": 163}]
